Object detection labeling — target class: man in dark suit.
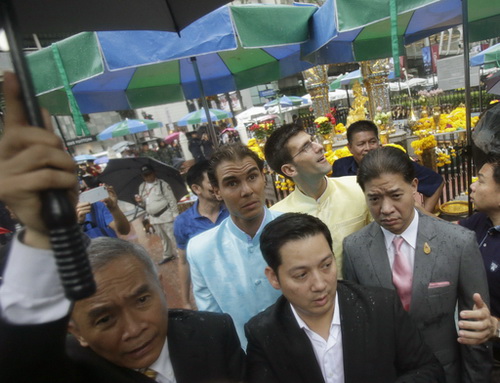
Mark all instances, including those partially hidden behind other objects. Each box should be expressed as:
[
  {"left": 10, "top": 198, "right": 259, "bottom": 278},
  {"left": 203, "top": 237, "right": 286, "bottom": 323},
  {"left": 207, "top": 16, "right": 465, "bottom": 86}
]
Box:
[
  {"left": 343, "top": 146, "right": 493, "bottom": 382},
  {"left": 0, "top": 72, "right": 244, "bottom": 383},
  {"left": 245, "top": 212, "right": 445, "bottom": 383}
]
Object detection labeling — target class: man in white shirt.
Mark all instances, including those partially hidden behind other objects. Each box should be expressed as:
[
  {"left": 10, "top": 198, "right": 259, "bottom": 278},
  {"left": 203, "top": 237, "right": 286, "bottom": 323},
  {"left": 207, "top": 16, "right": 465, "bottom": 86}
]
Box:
[
  {"left": 0, "top": 72, "right": 244, "bottom": 383},
  {"left": 245, "top": 212, "right": 445, "bottom": 383},
  {"left": 343, "top": 146, "right": 493, "bottom": 383},
  {"left": 136, "top": 164, "right": 179, "bottom": 264}
]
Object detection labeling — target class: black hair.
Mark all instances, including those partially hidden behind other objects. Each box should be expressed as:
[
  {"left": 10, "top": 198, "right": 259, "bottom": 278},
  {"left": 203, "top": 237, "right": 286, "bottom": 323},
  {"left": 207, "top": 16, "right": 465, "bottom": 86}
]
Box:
[
  {"left": 485, "top": 153, "right": 500, "bottom": 185},
  {"left": 186, "top": 160, "right": 211, "bottom": 192},
  {"left": 260, "top": 213, "right": 333, "bottom": 273},
  {"left": 346, "top": 120, "right": 379, "bottom": 143},
  {"left": 208, "top": 143, "right": 263, "bottom": 187},
  {"left": 357, "top": 146, "right": 415, "bottom": 191},
  {"left": 264, "top": 123, "right": 304, "bottom": 177}
]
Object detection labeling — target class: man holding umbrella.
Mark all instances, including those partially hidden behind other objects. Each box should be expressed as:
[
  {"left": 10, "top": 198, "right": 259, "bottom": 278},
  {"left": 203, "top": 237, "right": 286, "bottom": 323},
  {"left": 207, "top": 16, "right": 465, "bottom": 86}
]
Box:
[{"left": 135, "top": 164, "right": 179, "bottom": 264}]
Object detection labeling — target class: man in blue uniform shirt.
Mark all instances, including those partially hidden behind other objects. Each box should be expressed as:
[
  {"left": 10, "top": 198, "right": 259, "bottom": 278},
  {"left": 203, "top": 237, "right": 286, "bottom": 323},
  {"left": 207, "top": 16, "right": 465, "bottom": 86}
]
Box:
[
  {"left": 331, "top": 120, "right": 443, "bottom": 212},
  {"left": 459, "top": 154, "right": 500, "bottom": 378}
]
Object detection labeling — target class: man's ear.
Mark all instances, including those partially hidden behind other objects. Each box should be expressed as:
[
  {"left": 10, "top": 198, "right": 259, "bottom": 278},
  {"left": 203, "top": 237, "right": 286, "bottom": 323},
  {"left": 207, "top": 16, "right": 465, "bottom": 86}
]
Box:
[
  {"left": 213, "top": 185, "right": 223, "bottom": 201},
  {"left": 281, "top": 163, "right": 297, "bottom": 179},
  {"left": 265, "top": 266, "right": 281, "bottom": 290},
  {"left": 190, "top": 184, "right": 201, "bottom": 196},
  {"left": 68, "top": 320, "right": 89, "bottom": 348},
  {"left": 411, "top": 177, "right": 419, "bottom": 195}
]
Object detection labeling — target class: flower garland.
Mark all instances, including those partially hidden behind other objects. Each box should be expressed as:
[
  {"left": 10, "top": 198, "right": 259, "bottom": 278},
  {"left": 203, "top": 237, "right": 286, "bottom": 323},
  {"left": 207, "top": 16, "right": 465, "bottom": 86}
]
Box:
[
  {"left": 274, "top": 175, "right": 295, "bottom": 192},
  {"left": 384, "top": 143, "right": 406, "bottom": 153},
  {"left": 325, "top": 146, "right": 352, "bottom": 165},
  {"left": 334, "top": 122, "right": 346, "bottom": 135},
  {"left": 410, "top": 134, "right": 437, "bottom": 156},
  {"left": 412, "top": 106, "right": 479, "bottom": 134},
  {"left": 246, "top": 138, "right": 265, "bottom": 160}
]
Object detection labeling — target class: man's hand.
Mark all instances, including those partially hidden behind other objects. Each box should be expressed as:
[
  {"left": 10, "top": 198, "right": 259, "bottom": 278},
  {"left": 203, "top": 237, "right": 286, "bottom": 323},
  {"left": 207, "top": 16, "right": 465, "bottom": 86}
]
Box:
[
  {"left": 458, "top": 293, "right": 497, "bottom": 345},
  {"left": 76, "top": 202, "right": 92, "bottom": 224},
  {"left": 0, "top": 72, "right": 77, "bottom": 248},
  {"left": 102, "top": 185, "right": 118, "bottom": 210}
]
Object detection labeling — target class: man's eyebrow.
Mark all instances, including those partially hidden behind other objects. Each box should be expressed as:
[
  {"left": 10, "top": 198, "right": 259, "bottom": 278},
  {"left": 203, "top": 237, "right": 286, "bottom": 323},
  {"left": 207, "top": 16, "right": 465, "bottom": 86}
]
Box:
[
  {"left": 86, "top": 284, "right": 151, "bottom": 322},
  {"left": 288, "top": 255, "right": 332, "bottom": 273},
  {"left": 87, "top": 305, "right": 113, "bottom": 323}
]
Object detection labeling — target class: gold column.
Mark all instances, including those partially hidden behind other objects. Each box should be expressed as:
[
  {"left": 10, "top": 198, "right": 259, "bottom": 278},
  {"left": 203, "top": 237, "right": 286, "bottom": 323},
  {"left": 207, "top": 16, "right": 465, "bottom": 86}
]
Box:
[
  {"left": 360, "top": 60, "right": 391, "bottom": 120},
  {"left": 302, "top": 65, "right": 330, "bottom": 118}
]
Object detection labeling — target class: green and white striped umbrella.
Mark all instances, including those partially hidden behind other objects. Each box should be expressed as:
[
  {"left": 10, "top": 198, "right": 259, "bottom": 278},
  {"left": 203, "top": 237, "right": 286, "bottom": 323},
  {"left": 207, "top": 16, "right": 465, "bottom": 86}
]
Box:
[
  {"left": 97, "top": 119, "right": 163, "bottom": 140},
  {"left": 177, "top": 109, "right": 232, "bottom": 126}
]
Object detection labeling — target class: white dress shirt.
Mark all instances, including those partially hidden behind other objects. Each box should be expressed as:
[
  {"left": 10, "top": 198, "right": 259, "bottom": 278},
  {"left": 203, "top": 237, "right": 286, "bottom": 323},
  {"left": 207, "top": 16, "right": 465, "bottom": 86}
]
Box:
[
  {"left": 147, "top": 338, "right": 177, "bottom": 383},
  {"left": 291, "top": 292, "right": 344, "bottom": 383},
  {"left": 381, "top": 209, "right": 419, "bottom": 270}
]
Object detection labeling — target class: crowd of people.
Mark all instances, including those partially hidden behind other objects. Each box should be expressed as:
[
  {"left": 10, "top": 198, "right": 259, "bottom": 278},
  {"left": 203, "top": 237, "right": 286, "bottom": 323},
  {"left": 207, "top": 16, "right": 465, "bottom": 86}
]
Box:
[{"left": 1, "top": 71, "right": 500, "bottom": 383}]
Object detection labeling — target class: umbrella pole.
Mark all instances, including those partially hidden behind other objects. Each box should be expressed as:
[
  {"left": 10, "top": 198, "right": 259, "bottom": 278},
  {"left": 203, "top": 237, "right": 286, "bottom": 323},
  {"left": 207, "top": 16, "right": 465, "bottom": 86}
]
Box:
[
  {"left": 190, "top": 57, "right": 219, "bottom": 149},
  {"left": 344, "top": 85, "right": 351, "bottom": 108},
  {"left": 0, "top": 0, "right": 95, "bottom": 300},
  {"left": 461, "top": 0, "right": 473, "bottom": 216}
]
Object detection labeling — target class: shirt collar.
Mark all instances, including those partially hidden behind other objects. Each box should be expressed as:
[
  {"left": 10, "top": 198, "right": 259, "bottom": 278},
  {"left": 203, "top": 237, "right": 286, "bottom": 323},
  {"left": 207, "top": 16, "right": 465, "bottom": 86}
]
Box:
[
  {"left": 295, "top": 176, "right": 331, "bottom": 203},
  {"left": 290, "top": 291, "right": 340, "bottom": 331},
  {"left": 192, "top": 200, "right": 227, "bottom": 219},
  {"left": 148, "top": 337, "right": 175, "bottom": 383},
  {"left": 381, "top": 208, "right": 419, "bottom": 251},
  {"left": 228, "top": 207, "right": 269, "bottom": 242}
]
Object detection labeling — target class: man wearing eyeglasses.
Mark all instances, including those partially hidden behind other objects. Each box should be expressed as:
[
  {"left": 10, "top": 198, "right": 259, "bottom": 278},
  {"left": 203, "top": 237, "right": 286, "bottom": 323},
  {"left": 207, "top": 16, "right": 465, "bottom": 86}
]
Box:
[{"left": 265, "top": 124, "right": 371, "bottom": 278}]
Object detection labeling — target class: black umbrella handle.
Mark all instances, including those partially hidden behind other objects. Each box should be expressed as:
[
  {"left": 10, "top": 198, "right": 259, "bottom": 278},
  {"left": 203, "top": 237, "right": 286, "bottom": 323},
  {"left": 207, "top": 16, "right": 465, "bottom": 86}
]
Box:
[{"left": 1, "top": 0, "right": 96, "bottom": 300}]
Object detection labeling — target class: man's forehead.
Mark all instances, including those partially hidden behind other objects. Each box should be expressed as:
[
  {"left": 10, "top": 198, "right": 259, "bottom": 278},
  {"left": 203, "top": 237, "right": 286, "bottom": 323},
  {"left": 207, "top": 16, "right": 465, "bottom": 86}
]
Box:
[
  {"left": 353, "top": 131, "right": 377, "bottom": 142},
  {"left": 215, "top": 157, "right": 259, "bottom": 177}
]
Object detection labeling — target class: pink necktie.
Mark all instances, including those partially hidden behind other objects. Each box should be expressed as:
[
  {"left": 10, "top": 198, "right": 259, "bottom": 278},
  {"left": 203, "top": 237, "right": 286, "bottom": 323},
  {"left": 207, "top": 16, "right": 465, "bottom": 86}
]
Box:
[{"left": 392, "top": 236, "right": 413, "bottom": 311}]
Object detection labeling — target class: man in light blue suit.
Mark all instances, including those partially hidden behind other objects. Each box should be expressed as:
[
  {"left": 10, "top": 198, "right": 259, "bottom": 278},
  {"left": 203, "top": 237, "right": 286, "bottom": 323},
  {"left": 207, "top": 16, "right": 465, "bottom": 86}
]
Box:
[{"left": 187, "top": 144, "right": 281, "bottom": 347}]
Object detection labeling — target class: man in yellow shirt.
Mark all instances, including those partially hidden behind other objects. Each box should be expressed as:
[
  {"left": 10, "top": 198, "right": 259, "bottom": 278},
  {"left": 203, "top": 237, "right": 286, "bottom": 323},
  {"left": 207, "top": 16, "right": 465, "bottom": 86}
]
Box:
[{"left": 265, "top": 124, "right": 371, "bottom": 278}]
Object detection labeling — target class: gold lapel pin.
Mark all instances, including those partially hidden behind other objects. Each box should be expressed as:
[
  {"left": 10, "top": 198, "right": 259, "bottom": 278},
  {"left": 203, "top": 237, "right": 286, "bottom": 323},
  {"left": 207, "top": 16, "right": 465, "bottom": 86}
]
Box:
[{"left": 424, "top": 242, "right": 431, "bottom": 254}]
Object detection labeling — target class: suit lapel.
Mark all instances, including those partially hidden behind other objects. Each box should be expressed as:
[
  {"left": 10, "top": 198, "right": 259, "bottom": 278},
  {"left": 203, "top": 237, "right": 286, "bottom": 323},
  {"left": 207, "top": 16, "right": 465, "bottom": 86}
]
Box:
[
  {"left": 410, "top": 213, "right": 438, "bottom": 314},
  {"left": 368, "top": 224, "right": 394, "bottom": 289},
  {"left": 278, "top": 301, "right": 326, "bottom": 383}
]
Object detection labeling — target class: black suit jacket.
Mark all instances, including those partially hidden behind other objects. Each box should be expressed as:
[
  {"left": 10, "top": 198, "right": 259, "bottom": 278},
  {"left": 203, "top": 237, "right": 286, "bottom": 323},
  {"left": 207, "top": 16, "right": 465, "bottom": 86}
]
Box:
[
  {"left": 0, "top": 309, "right": 245, "bottom": 383},
  {"left": 245, "top": 281, "right": 445, "bottom": 383}
]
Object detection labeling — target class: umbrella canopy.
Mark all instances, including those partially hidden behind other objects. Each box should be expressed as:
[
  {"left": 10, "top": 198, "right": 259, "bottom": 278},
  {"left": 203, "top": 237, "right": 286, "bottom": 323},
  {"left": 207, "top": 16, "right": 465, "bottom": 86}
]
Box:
[
  {"left": 94, "top": 156, "right": 109, "bottom": 165},
  {"left": 98, "top": 157, "right": 188, "bottom": 205},
  {"left": 11, "top": 0, "right": 231, "bottom": 34},
  {"left": 486, "top": 72, "right": 500, "bottom": 96},
  {"left": 165, "top": 132, "right": 181, "bottom": 144},
  {"left": 235, "top": 107, "right": 268, "bottom": 123},
  {"left": 470, "top": 43, "right": 500, "bottom": 68},
  {"left": 97, "top": 119, "right": 163, "bottom": 141},
  {"left": 110, "top": 140, "right": 135, "bottom": 153},
  {"left": 177, "top": 109, "right": 232, "bottom": 126},
  {"left": 74, "top": 154, "right": 97, "bottom": 162},
  {"left": 221, "top": 127, "right": 236, "bottom": 134},
  {"left": 301, "top": 0, "right": 500, "bottom": 65},
  {"left": 27, "top": 5, "right": 316, "bottom": 115},
  {"left": 329, "top": 70, "right": 363, "bottom": 91},
  {"left": 264, "top": 96, "right": 306, "bottom": 109}
]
